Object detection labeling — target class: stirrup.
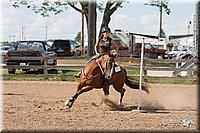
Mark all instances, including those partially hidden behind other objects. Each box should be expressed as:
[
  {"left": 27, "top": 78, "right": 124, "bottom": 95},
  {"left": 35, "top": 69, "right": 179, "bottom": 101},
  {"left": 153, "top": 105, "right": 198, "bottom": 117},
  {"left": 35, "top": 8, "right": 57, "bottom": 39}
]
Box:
[{"left": 74, "top": 71, "right": 81, "bottom": 77}]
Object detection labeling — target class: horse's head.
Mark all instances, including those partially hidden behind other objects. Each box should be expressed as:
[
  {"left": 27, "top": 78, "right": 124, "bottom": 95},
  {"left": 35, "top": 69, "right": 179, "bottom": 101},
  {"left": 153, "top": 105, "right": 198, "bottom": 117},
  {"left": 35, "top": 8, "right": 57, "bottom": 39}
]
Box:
[
  {"left": 104, "top": 53, "right": 115, "bottom": 80},
  {"left": 96, "top": 50, "right": 117, "bottom": 80}
]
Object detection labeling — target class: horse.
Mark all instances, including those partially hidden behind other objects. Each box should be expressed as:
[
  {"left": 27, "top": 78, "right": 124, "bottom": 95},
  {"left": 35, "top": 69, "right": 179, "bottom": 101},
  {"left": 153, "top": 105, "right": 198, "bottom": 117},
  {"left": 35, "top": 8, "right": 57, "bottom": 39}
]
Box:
[{"left": 64, "top": 50, "right": 150, "bottom": 108}]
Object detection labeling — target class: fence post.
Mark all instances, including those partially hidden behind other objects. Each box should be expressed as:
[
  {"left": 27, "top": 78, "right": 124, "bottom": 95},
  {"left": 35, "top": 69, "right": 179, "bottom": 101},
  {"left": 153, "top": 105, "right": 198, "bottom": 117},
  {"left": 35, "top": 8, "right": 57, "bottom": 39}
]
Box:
[
  {"left": 143, "top": 61, "right": 147, "bottom": 82},
  {"left": 43, "top": 57, "right": 48, "bottom": 79},
  {"left": 187, "top": 66, "right": 193, "bottom": 77}
]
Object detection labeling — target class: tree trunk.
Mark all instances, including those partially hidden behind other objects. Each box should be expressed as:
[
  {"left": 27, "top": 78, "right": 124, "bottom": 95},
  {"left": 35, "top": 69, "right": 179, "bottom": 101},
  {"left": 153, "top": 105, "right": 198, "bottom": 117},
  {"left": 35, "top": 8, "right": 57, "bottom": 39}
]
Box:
[
  {"left": 99, "top": 0, "right": 123, "bottom": 36},
  {"left": 88, "top": 1, "right": 96, "bottom": 57}
]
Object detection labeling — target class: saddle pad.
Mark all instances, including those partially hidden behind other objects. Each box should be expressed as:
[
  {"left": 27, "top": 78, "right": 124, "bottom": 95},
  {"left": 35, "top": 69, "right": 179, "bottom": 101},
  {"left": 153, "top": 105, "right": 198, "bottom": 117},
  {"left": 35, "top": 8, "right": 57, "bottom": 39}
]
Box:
[{"left": 115, "top": 66, "right": 121, "bottom": 72}]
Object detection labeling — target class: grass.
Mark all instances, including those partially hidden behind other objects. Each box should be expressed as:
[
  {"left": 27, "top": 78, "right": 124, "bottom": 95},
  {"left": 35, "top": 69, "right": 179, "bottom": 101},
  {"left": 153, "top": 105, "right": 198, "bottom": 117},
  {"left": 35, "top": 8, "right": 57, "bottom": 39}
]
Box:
[
  {"left": 145, "top": 77, "right": 197, "bottom": 84},
  {"left": 2, "top": 69, "right": 141, "bottom": 76},
  {"left": 1, "top": 69, "right": 197, "bottom": 84},
  {"left": 0, "top": 57, "right": 196, "bottom": 84}
]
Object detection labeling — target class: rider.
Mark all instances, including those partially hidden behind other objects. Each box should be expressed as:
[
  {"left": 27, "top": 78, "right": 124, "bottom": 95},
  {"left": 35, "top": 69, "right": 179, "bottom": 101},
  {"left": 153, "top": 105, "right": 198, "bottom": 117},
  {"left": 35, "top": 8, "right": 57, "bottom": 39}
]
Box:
[
  {"left": 88, "top": 26, "right": 119, "bottom": 63},
  {"left": 74, "top": 26, "right": 119, "bottom": 77},
  {"left": 95, "top": 27, "right": 119, "bottom": 56}
]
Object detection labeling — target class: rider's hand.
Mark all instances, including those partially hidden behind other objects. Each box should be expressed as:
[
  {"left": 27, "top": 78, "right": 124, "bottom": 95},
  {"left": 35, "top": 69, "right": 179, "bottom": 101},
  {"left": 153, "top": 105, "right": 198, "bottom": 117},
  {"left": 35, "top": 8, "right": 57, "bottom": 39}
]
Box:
[{"left": 110, "top": 50, "right": 118, "bottom": 57}]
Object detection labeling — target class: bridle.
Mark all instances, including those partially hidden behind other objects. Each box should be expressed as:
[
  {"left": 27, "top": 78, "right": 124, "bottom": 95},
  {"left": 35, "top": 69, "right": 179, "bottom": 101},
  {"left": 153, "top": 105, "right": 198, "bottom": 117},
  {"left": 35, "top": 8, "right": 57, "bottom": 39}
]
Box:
[
  {"left": 96, "top": 55, "right": 115, "bottom": 80},
  {"left": 82, "top": 50, "right": 117, "bottom": 80}
]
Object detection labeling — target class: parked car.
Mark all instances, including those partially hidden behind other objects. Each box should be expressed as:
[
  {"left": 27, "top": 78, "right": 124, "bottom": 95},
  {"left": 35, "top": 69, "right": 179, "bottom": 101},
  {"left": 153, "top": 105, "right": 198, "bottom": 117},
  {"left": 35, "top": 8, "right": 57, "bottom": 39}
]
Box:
[
  {"left": 0, "top": 45, "right": 15, "bottom": 63},
  {"left": 166, "top": 49, "right": 188, "bottom": 59},
  {"left": 179, "top": 53, "right": 194, "bottom": 60},
  {"left": 47, "top": 39, "right": 81, "bottom": 56},
  {"left": 132, "top": 42, "right": 167, "bottom": 59},
  {"left": 6, "top": 40, "right": 57, "bottom": 74}
]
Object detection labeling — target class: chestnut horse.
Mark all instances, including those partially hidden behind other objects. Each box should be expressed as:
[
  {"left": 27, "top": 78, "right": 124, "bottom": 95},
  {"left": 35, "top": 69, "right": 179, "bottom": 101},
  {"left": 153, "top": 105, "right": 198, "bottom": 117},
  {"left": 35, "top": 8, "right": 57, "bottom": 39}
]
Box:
[{"left": 64, "top": 52, "right": 150, "bottom": 108}]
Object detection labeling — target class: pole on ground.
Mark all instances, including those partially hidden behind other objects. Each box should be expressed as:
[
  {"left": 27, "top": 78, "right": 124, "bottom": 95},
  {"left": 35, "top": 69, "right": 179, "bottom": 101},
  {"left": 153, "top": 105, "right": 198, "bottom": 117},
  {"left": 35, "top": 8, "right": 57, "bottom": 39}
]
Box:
[{"left": 137, "top": 38, "right": 145, "bottom": 110}]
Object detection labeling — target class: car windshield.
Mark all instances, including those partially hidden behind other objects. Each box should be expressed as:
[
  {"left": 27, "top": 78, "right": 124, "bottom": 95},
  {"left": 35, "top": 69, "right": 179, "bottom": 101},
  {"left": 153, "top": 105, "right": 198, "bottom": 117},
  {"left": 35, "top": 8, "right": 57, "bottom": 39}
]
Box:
[
  {"left": 46, "top": 41, "right": 53, "bottom": 47},
  {"left": 54, "top": 40, "right": 70, "bottom": 49},
  {"left": 136, "top": 43, "right": 155, "bottom": 49},
  {"left": 17, "top": 42, "right": 44, "bottom": 51},
  {"left": 145, "top": 43, "right": 154, "bottom": 49}
]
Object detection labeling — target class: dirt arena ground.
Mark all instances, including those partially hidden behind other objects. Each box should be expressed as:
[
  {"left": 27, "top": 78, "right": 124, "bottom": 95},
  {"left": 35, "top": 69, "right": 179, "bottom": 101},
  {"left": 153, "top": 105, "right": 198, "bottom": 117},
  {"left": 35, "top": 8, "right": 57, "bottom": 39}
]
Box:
[{"left": 2, "top": 81, "right": 198, "bottom": 132}]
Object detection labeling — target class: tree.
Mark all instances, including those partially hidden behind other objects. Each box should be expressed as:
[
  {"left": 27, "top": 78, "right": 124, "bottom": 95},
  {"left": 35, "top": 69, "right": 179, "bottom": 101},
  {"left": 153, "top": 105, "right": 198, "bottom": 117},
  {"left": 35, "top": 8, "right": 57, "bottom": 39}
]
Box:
[
  {"left": 144, "top": 0, "right": 171, "bottom": 15},
  {"left": 144, "top": 0, "right": 171, "bottom": 38},
  {"left": 99, "top": 0, "right": 123, "bottom": 37},
  {"left": 75, "top": 32, "right": 81, "bottom": 42}
]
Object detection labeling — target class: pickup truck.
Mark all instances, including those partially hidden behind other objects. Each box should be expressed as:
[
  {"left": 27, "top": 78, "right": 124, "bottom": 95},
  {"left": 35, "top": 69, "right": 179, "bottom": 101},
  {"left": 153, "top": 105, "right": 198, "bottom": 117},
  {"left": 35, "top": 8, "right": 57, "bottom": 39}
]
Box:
[
  {"left": 133, "top": 42, "right": 167, "bottom": 59},
  {"left": 6, "top": 41, "right": 57, "bottom": 74}
]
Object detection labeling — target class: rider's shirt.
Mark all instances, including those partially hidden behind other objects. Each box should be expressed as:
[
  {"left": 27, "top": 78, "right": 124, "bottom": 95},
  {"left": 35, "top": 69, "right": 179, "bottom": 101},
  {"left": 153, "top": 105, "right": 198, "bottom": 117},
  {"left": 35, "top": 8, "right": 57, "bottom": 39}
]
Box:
[{"left": 99, "top": 37, "right": 112, "bottom": 54}]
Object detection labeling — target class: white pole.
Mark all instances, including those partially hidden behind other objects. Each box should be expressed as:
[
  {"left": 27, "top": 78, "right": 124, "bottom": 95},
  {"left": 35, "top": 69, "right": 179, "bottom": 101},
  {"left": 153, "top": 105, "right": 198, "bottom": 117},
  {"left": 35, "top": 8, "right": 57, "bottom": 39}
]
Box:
[{"left": 137, "top": 38, "right": 145, "bottom": 110}]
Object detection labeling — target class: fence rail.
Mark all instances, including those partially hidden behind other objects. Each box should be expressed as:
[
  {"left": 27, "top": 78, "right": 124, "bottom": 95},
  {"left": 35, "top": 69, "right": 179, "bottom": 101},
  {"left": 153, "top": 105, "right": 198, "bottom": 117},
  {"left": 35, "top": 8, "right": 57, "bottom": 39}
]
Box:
[{"left": 2, "top": 56, "right": 198, "bottom": 77}]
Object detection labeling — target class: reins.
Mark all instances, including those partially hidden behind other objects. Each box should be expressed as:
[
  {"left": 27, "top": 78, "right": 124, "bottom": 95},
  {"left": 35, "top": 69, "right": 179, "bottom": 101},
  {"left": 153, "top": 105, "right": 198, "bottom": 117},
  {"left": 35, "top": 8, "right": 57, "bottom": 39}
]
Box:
[
  {"left": 82, "top": 55, "right": 115, "bottom": 80},
  {"left": 96, "top": 60, "right": 105, "bottom": 75},
  {"left": 110, "top": 62, "right": 115, "bottom": 77},
  {"left": 81, "top": 69, "right": 100, "bottom": 80},
  {"left": 96, "top": 56, "right": 115, "bottom": 79}
]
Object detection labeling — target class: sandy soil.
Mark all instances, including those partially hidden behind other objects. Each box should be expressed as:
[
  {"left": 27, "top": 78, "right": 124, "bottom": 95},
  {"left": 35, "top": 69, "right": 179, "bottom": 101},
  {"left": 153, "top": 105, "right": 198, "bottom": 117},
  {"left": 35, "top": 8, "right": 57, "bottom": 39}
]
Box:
[{"left": 2, "top": 81, "right": 198, "bottom": 132}]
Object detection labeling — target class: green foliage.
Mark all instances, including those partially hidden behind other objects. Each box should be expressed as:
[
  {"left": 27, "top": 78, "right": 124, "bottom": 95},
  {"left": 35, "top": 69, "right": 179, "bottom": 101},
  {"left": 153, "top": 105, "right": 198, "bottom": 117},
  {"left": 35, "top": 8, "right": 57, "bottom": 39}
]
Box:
[
  {"left": 10, "top": 0, "right": 69, "bottom": 17},
  {"left": 97, "top": 1, "right": 105, "bottom": 12},
  {"left": 75, "top": 32, "right": 81, "bottom": 42},
  {"left": 144, "top": 0, "right": 171, "bottom": 15}
]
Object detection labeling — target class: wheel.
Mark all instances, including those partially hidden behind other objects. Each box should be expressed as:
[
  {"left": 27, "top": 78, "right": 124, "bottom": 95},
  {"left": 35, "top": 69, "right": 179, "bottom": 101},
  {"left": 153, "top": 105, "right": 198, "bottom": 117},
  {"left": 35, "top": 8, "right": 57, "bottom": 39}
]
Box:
[{"left": 8, "top": 69, "right": 16, "bottom": 74}]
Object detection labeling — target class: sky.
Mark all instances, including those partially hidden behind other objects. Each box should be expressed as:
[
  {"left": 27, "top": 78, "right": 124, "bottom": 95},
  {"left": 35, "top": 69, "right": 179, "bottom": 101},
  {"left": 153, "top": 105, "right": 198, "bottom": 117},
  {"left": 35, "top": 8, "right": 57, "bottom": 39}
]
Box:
[{"left": 0, "top": 0, "right": 196, "bottom": 43}]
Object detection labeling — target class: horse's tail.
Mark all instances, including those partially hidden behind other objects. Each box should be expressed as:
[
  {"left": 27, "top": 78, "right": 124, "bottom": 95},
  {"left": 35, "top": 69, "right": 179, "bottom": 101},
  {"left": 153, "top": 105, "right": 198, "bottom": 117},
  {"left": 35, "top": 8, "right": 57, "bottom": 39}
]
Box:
[{"left": 124, "top": 69, "right": 150, "bottom": 94}]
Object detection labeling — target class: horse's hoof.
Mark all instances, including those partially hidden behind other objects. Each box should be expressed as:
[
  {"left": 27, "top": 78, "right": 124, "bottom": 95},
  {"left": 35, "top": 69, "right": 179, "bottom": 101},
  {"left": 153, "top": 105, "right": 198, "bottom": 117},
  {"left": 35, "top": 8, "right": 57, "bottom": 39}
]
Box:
[
  {"left": 118, "top": 103, "right": 125, "bottom": 107},
  {"left": 64, "top": 103, "right": 72, "bottom": 109},
  {"left": 64, "top": 105, "right": 70, "bottom": 109},
  {"left": 64, "top": 98, "right": 73, "bottom": 109}
]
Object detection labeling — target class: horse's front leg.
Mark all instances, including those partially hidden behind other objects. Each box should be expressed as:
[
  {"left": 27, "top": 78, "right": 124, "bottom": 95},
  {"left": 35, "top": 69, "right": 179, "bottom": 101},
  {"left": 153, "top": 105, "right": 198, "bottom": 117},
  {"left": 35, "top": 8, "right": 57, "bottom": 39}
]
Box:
[
  {"left": 113, "top": 83, "right": 126, "bottom": 106},
  {"left": 64, "top": 83, "right": 82, "bottom": 108},
  {"left": 103, "top": 79, "right": 110, "bottom": 95},
  {"left": 119, "top": 88, "right": 126, "bottom": 106},
  {"left": 64, "top": 84, "right": 93, "bottom": 108}
]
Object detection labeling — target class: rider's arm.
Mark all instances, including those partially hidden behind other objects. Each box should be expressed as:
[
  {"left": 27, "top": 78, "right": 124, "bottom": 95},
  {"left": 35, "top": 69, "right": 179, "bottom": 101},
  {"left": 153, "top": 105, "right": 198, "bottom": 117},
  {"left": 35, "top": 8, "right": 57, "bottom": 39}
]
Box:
[
  {"left": 94, "top": 39, "right": 100, "bottom": 54},
  {"left": 111, "top": 40, "right": 119, "bottom": 52}
]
